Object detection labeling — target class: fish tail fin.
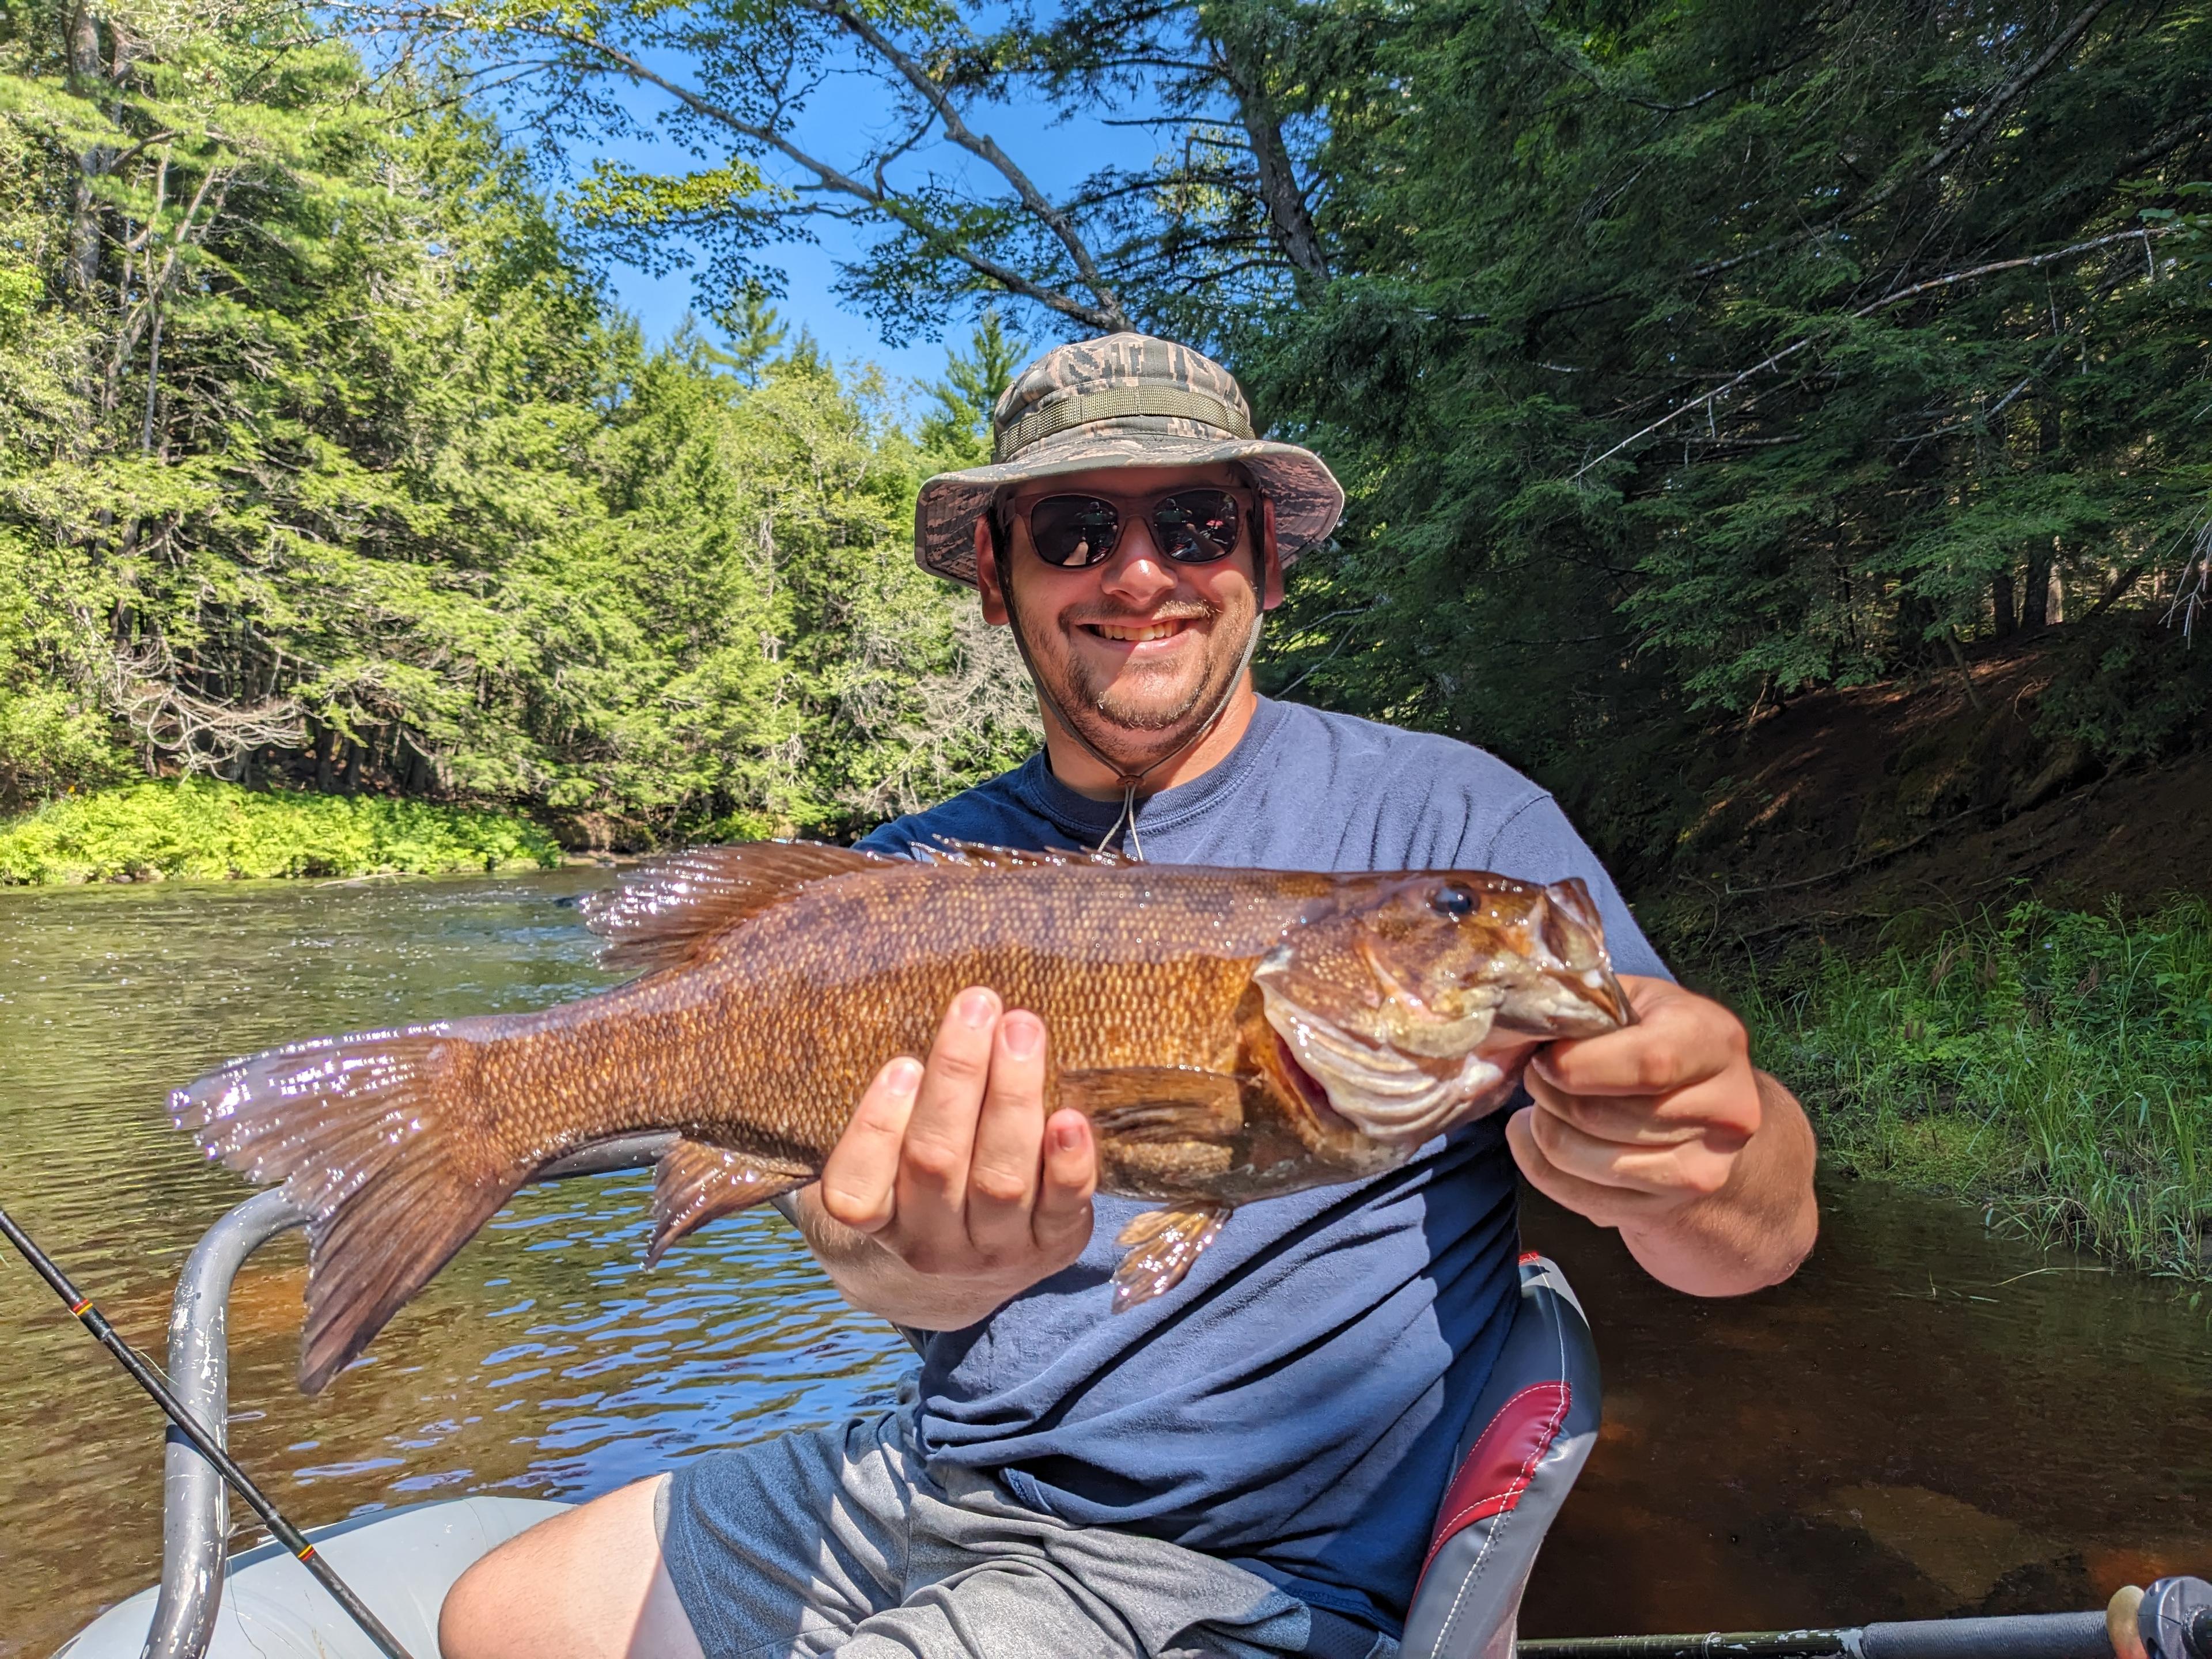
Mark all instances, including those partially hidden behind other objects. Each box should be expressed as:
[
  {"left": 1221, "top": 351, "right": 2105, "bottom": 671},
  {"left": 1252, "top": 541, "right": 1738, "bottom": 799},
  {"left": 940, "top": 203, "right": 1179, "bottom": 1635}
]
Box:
[{"left": 173, "top": 1018, "right": 525, "bottom": 1393}]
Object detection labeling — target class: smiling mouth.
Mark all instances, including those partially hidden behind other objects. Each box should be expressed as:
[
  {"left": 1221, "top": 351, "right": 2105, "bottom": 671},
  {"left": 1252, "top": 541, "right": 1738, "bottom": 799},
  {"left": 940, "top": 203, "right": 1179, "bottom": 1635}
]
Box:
[{"left": 1081, "top": 619, "right": 1191, "bottom": 643}]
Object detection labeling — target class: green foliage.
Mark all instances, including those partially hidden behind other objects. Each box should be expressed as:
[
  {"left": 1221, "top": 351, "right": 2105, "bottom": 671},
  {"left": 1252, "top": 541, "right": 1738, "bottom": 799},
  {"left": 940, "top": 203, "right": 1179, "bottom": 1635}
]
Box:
[
  {"left": 918, "top": 309, "right": 1024, "bottom": 467},
  {"left": 0, "top": 3, "right": 1035, "bottom": 844},
  {"left": 1236, "top": 0, "right": 2212, "bottom": 825},
  {"left": 0, "top": 779, "right": 559, "bottom": 882},
  {"left": 1741, "top": 901, "right": 2212, "bottom": 1276},
  {"left": 2037, "top": 616, "right": 2212, "bottom": 768}
]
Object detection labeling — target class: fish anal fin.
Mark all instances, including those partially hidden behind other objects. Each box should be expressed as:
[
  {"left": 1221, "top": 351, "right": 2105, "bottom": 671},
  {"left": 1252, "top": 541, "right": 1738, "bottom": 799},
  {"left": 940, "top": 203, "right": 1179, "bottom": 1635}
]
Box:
[
  {"left": 1111, "top": 1203, "right": 1232, "bottom": 1312},
  {"left": 1059, "top": 1067, "right": 1243, "bottom": 1142},
  {"left": 918, "top": 839, "right": 1137, "bottom": 869},
  {"left": 648, "top": 1140, "right": 811, "bottom": 1263},
  {"left": 581, "top": 842, "right": 893, "bottom": 974}
]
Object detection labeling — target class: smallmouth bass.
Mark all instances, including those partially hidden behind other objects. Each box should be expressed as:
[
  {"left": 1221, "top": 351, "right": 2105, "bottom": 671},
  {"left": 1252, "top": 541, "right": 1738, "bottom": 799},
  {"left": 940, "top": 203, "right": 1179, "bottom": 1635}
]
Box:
[{"left": 173, "top": 842, "right": 1631, "bottom": 1392}]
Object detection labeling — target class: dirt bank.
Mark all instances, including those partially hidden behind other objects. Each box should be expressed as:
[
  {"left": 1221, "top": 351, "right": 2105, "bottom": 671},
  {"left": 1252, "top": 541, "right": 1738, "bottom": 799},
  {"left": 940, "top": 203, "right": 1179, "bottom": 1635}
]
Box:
[{"left": 1634, "top": 628, "right": 2211, "bottom": 953}]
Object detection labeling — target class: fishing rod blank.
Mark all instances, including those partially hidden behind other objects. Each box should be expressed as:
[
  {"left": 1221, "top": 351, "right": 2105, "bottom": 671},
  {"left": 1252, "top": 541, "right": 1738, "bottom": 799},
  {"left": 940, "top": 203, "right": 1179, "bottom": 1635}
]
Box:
[
  {"left": 0, "top": 1201, "right": 419, "bottom": 1659},
  {"left": 1512, "top": 1615, "right": 2109, "bottom": 1657},
  {"left": 1515, "top": 1582, "right": 2212, "bottom": 1659}
]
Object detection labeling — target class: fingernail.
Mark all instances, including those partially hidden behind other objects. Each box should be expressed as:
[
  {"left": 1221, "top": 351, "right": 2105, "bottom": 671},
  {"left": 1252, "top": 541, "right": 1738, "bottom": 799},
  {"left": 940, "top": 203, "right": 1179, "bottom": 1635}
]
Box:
[
  {"left": 957, "top": 988, "right": 997, "bottom": 1029},
  {"left": 884, "top": 1058, "right": 922, "bottom": 1094},
  {"left": 1003, "top": 1015, "right": 1041, "bottom": 1059},
  {"left": 1052, "top": 1119, "right": 1084, "bottom": 1152}
]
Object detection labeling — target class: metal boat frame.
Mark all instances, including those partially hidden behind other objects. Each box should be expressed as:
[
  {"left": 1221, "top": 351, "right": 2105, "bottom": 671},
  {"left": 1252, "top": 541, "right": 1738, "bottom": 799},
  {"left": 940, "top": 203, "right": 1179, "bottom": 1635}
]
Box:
[{"left": 144, "top": 1133, "right": 678, "bottom": 1659}]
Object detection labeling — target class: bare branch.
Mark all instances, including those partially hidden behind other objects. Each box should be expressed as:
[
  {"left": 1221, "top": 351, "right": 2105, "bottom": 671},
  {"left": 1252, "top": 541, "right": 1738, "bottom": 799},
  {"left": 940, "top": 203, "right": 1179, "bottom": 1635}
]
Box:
[
  {"left": 1574, "top": 227, "right": 2165, "bottom": 480},
  {"left": 391, "top": 3, "right": 1126, "bottom": 331},
  {"left": 804, "top": 0, "right": 1131, "bottom": 329}
]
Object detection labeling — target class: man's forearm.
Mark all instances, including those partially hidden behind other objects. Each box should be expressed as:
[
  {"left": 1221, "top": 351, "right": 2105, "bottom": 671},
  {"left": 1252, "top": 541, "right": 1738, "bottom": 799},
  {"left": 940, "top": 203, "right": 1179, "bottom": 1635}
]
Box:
[
  {"left": 791, "top": 1184, "right": 1029, "bottom": 1331},
  {"left": 1616, "top": 1070, "right": 1819, "bottom": 1296}
]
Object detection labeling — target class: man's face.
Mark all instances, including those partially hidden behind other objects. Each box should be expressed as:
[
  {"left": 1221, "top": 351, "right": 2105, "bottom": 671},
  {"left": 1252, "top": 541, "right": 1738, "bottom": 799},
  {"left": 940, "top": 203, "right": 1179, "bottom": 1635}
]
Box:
[{"left": 974, "top": 464, "right": 1281, "bottom": 767}]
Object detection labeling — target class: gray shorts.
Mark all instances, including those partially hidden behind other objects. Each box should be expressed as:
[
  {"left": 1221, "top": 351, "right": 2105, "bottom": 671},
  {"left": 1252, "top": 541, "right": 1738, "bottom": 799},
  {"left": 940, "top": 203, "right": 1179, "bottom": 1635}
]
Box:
[{"left": 656, "top": 1386, "right": 1393, "bottom": 1659}]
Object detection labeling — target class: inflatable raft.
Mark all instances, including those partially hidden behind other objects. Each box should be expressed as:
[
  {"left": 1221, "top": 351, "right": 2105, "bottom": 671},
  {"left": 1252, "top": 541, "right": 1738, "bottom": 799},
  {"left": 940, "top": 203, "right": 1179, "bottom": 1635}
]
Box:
[{"left": 42, "top": 1140, "right": 2212, "bottom": 1659}]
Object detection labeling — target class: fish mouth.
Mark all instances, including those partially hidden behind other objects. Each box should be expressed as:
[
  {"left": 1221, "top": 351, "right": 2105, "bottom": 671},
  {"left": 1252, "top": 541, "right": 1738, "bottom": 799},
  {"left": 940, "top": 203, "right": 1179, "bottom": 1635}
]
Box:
[{"left": 1255, "top": 949, "right": 1507, "bottom": 1147}]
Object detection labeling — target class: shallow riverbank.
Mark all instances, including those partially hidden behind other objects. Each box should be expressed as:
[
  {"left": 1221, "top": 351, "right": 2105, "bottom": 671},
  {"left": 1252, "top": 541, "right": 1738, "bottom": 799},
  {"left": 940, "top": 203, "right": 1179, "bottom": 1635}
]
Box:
[
  {"left": 1733, "top": 896, "right": 2212, "bottom": 1281},
  {"left": 0, "top": 779, "right": 560, "bottom": 884}
]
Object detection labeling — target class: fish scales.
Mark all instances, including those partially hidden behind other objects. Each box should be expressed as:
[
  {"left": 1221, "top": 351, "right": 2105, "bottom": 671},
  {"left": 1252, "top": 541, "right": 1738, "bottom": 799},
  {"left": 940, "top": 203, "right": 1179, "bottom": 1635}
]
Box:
[{"left": 173, "top": 842, "right": 1629, "bottom": 1393}]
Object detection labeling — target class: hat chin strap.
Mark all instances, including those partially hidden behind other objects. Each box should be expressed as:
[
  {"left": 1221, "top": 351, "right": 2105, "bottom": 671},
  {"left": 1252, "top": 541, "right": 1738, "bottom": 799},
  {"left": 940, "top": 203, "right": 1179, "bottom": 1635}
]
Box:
[{"left": 996, "top": 553, "right": 1264, "bottom": 864}]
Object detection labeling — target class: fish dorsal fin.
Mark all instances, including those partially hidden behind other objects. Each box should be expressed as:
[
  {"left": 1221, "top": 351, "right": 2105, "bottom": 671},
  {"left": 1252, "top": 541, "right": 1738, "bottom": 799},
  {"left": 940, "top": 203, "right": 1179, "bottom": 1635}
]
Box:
[
  {"left": 647, "top": 1139, "right": 812, "bottom": 1264},
  {"left": 581, "top": 842, "right": 893, "bottom": 974},
  {"left": 917, "top": 839, "right": 1137, "bottom": 870}
]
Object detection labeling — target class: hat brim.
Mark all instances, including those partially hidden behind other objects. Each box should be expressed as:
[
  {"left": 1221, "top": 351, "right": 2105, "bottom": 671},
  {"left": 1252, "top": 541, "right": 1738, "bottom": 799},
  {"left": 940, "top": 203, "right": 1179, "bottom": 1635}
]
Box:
[{"left": 914, "top": 430, "right": 1345, "bottom": 586}]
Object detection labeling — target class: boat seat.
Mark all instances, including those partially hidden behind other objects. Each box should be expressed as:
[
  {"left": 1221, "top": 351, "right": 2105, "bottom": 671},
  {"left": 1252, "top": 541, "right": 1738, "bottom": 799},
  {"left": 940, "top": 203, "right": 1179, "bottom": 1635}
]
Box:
[{"left": 1398, "top": 1251, "right": 1603, "bottom": 1659}]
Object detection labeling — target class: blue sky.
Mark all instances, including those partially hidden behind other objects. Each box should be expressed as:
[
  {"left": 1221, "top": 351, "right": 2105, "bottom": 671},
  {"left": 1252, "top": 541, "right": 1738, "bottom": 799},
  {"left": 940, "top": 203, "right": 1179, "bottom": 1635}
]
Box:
[{"left": 573, "top": 50, "right": 1162, "bottom": 402}]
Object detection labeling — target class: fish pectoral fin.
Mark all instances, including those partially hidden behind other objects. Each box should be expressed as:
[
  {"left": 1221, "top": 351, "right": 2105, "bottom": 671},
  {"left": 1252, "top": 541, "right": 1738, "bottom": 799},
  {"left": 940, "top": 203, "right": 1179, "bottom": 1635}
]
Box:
[
  {"left": 1059, "top": 1068, "right": 1243, "bottom": 1141},
  {"left": 1111, "top": 1204, "right": 1233, "bottom": 1312},
  {"left": 581, "top": 842, "right": 895, "bottom": 975},
  {"left": 648, "top": 1139, "right": 812, "bottom": 1264}
]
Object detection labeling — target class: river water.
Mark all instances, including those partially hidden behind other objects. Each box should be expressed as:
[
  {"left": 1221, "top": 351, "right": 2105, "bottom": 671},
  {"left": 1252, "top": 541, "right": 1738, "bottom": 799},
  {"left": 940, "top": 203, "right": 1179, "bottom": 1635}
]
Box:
[{"left": 0, "top": 873, "right": 2203, "bottom": 1655}]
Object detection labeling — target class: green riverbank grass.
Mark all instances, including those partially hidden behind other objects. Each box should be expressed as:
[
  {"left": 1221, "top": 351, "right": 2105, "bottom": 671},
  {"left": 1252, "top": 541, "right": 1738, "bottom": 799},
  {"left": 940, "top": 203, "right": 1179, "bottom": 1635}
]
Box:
[
  {"left": 1743, "top": 900, "right": 2212, "bottom": 1279},
  {"left": 0, "top": 779, "right": 561, "bottom": 883}
]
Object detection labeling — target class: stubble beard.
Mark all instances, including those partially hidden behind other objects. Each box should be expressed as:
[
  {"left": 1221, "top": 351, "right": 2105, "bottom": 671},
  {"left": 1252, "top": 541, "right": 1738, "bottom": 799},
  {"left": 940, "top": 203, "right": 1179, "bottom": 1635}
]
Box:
[{"left": 1043, "top": 592, "right": 1256, "bottom": 764}]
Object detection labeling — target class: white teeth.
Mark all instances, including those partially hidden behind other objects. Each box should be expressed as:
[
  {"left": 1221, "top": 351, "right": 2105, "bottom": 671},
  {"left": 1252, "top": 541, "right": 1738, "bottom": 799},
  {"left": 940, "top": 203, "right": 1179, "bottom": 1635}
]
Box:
[{"left": 1091, "top": 622, "right": 1178, "bottom": 641}]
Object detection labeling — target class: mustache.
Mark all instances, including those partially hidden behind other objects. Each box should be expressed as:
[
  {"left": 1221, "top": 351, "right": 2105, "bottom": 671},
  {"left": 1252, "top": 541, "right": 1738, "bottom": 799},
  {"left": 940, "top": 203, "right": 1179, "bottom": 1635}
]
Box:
[{"left": 1064, "top": 601, "right": 1221, "bottom": 628}]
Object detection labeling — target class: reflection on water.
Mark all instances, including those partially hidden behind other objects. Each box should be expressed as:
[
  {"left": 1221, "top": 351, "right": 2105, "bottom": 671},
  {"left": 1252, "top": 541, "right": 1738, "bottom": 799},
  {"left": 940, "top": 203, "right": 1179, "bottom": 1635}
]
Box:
[
  {"left": 0, "top": 876, "right": 2205, "bottom": 1656},
  {"left": 1520, "top": 1181, "right": 2211, "bottom": 1638},
  {"left": 0, "top": 873, "right": 909, "bottom": 1658}
]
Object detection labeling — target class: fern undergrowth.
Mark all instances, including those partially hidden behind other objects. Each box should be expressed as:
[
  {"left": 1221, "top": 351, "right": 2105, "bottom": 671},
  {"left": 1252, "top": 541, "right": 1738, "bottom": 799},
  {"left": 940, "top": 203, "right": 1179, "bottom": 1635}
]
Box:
[{"left": 0, "top": 779, "right": 561, "bottom": 884}]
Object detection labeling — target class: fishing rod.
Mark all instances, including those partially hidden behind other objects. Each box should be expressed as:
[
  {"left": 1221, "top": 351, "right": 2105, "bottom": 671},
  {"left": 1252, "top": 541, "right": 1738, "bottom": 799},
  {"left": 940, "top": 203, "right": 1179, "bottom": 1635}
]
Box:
[
  {"left": 0, "top": 1200, "right": 419, "bottom": 1659},
  {"left": 1514, "top": 1575, "right": 2212, "bottom": 1659}
]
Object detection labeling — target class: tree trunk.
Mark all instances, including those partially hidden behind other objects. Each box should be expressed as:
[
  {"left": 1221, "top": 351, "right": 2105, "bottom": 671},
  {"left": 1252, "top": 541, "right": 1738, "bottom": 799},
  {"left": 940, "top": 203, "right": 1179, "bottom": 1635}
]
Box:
[
  {"left": 314, "top": 723, "right": 336, "bottom": 792},
  {"left": 65, "top": 4, "right": 105, "bottom": 297},
  {"left": 1992, "top": 570, "right": 2017, "bottom": 638},
  {"left": 1894, "top": 586, "right": 1933, "bottom": 665},
  {"left": 1211, "top": 29, "right": 1328, "bottom": 292},
  {"left": 2021, "top": 393, "right": 2061, "bottom": 630},
  {"left": 2020, "top": 540, "right": 2051, "bottom": 629}
]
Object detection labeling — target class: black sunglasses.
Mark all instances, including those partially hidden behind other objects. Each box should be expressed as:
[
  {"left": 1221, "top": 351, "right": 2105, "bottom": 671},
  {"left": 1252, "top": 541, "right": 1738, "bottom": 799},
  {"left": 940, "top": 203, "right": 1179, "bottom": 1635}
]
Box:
[{"left": 1012, "top": 488, "right": 1247, "bottom": 569}]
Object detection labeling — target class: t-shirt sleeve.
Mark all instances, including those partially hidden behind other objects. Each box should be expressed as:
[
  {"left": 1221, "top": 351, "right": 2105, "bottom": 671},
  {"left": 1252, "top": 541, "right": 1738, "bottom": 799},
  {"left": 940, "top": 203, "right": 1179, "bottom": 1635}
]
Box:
[
  {"left": 853, "top": 817, "right": 920, "bottom": 859},
  {"left": 1474, "top": 793, "right": 1672, "bottom": 982}
]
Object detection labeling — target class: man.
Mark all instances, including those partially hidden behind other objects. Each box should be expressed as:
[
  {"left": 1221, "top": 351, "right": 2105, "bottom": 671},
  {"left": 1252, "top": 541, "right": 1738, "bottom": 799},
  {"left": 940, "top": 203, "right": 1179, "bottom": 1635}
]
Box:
[{"left": 441, "top": 334, "right": 1818, "bottom": 1659}]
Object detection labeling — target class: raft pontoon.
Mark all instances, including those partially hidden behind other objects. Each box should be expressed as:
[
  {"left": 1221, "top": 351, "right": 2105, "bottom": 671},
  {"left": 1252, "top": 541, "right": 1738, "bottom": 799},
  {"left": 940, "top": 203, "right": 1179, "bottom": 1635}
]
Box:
[{"left": 46, "top": 1142, "right": 2212, "bottom": 1659}]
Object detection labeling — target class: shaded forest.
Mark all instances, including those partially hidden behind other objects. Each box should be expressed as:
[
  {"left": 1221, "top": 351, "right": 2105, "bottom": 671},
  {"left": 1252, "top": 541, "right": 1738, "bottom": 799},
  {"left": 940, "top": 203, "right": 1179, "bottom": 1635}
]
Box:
[{"left": 5, "top": 0, "right": 2211, "bottom": 877}]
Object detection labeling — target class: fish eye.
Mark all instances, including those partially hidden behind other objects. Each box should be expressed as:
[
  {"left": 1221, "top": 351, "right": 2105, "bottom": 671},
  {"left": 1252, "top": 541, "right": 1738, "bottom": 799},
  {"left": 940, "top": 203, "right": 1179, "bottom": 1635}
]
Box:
[{"left": 1429, "top": 884, "right": 1475, "bottom": 918}]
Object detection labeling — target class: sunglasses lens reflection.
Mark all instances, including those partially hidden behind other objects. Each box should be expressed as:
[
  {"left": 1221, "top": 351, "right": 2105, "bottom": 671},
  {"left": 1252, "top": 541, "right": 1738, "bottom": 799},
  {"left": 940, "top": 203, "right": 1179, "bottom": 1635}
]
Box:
[
  {"left": 1026, "top": 490, "right": 1243, "bottom": 568},
  {"left": 1030, "top": 496, "right": 1122, "bottom": 567},
  {"left": 1153, "top": 491, "right": 1239, "bottom": 562}
]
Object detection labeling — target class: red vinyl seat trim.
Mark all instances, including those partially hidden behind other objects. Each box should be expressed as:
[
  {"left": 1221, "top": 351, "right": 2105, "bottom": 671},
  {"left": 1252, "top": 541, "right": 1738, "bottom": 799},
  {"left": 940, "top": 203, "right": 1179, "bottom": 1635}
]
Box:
[{"left": 1415, "top": 1380, "right": 1573, "bottom": 1584}]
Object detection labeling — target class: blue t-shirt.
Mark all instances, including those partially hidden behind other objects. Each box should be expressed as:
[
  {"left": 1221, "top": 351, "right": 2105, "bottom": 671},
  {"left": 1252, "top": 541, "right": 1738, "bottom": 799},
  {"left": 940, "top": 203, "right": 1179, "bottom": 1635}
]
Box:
[{"left": 857, "top": 696, "right": 1665, "bottom": 1631}]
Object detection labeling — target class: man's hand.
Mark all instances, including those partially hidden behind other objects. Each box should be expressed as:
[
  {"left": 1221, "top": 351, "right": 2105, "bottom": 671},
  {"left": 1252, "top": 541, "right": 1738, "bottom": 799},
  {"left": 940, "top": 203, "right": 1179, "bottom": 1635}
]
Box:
[
  {"left": 797, "top": 987, "right": 1098, "bottom": 1330},
  {"left": 1506, "top": 974, "right": 1817, "bottom": 1296}
]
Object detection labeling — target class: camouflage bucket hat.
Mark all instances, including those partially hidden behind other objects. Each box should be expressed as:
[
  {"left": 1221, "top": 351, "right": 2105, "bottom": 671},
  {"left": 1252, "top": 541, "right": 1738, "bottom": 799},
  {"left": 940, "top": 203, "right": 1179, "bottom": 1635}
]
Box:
[{"left": 915, "top": 332, "right": 1346, "bottom": 586}]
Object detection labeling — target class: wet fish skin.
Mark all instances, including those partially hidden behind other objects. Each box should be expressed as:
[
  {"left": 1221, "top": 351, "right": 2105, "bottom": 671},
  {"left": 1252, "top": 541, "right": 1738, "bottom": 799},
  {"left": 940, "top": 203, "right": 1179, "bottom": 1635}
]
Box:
[{"left": 173, "top": 842, "right": 1629, "bottom": 1393}]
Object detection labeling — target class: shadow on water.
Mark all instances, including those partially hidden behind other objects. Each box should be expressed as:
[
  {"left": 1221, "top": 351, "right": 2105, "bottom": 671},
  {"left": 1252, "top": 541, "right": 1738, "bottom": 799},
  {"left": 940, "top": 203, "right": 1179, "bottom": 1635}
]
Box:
[
  {"left": 1519, "top": 1180, "right": 2211, "bottom": 1638},
  {"left": 0, "top": 874, "right": 2205, "bottom": 1653}
]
